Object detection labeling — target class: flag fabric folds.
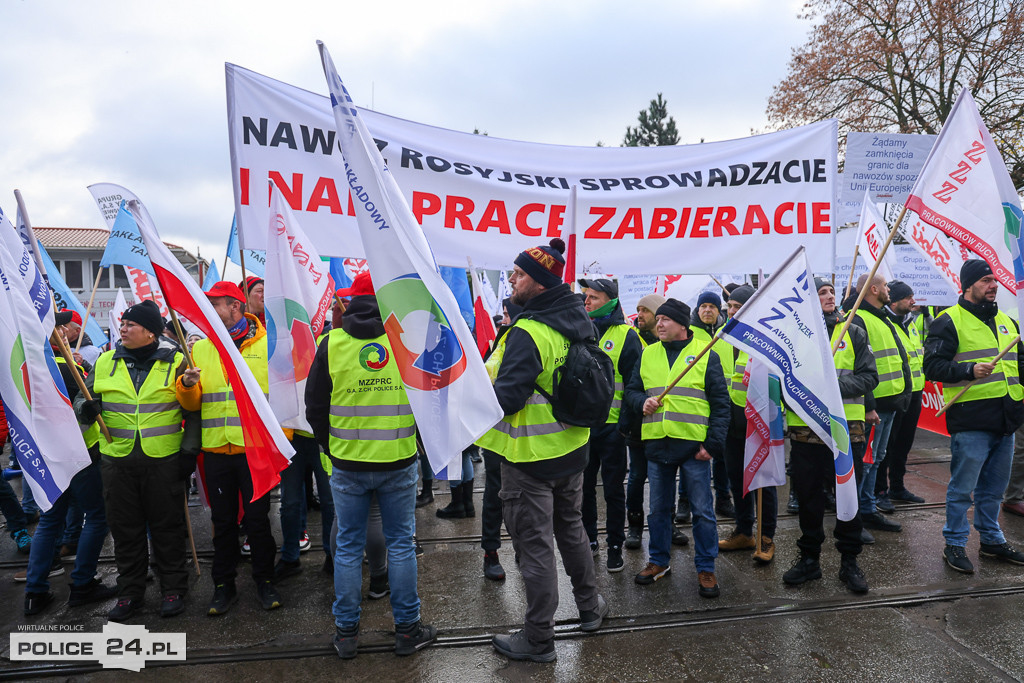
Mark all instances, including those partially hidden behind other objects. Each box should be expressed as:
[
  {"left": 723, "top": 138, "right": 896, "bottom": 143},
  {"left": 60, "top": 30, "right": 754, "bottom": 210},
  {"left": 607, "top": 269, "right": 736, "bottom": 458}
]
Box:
[
  {"left": 496, "top": 268, "right": 512, "bottom": 308},
  {"left": 108, "top": 288, "right": 129, "bottom": 336},
  {"left": 0, "top": 216, "right": 91, "bottom": 511},
  {"left": 470, "top": 267, "right": 497, "bottom": 358},
  {"left": 227, "top": 214, "right": 266, "bottom": 277},
  {"left": 317, "top": 40, "right": 503, "bottom": 476},
  {"left": 99, "top": 200, "right": 155, "bottom": 275},
  {"left": 741, "top": 357, "right": 787, "bottom": 496},
  {"left": 855, "top": 190, "right": 896, "bottom": 282},
  {"left": 35, "top": 240, "right": 108, "bottom": 346},
  {"left": 562, "top": 185, "right": 577, "bottom": 287},
  {"left": 264, "top": 185, "right": 334, "bottom": 432},
  {"left": 720, "top": 247, "right": 857, "bottom": 521},
  {"left": 440, "top": 266, "right": 475, "bottom": 330},
  {"left": 7, "top": 204, "right": 54, "bottom": 331},
  {"left": 480, "top": 270, "right": 501, "bottom": 317},
  {"left": 131, "top": 199, "right": 294, "bottom": 500},
  {"left": 203, "top": 259, "right": 220, "bottom": 292}
]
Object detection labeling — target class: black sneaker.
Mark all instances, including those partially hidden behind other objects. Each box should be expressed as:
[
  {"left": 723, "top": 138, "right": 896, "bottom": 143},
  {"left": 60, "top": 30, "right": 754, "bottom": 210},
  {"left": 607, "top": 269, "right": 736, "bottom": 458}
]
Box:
[
  {"left": 590, "top": 540, "right": 599, "bottom": 556},
  {"left": 862, "top": 512, "right": 901, "bottom": 532},
  {"left": 782, "top": 553, "right": 821, "bottom": 585},
  {"left": 715, "top": 498, "right": 735, "bottom": 519},
  {"left": 979, "top": 542, "right": 1024, "bottom": 565},
  {"left": 257, "top": 581, "right": 282, "bottom": 610},
  {"left": 943, "top": 544, "right": 975, "bottom": 573},
  {"left": 579, "top": 594, "right": 609, "bottom": 632},
  {"left": 334, "top": 625, "right": 359, "bottom": 659},
  {"left": 483, "top": 551, "right": 506, "bottom": 581},
  {"left": 839, "top": 555, "right": 869, "bottom": 594},
  {"left": 624, "top": 526, "right": 643, "bottom": 550},
  {"left": 890, "top": 488, "right": 925, "bottom": 503},
  {"left": 68, "top": 578, "right": 117, "bottom": 607},
  {"left": 674, "top": 499, "right": 691, "bottom": 524},
  {"left": 875, "top": 493, "right": 895, "bottom": 514},
  {"left": 207, "top": 583, "right": 238, "bottom": 616},
  {"left": 273, "top": 559, "right": 303, "bottom": 584},
  {"left": 606, "top": 546, "right": 624, "bottom": 573},
  {"left": 24, "top": 591, "right": 53, "bottom": 616},
  {"left": 368, "top": 573, "right": 390, "bottom": 599},
  {"left": 671, "top": 528, "right": 690, "bottom": 547},
  {"left": 161, "top": 593, "right": 186, "bottom": 618},
  {"left": 492, "top": 630, "right": 555, "bottom": 663},
  {"left": 786, "top": 492, "right": 799, "bottom": 514},
  {"left": 394, "top": 621, "right": 437, "bottom": 656},
  {"left": 108, "top": 597, "right": 144, "bottom": 622}
]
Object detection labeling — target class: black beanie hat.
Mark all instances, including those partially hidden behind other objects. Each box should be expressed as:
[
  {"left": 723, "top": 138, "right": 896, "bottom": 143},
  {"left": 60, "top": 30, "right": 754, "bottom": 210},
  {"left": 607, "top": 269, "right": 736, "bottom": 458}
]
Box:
[
  {"left": 960, "top": 259, "right": 992, "bottom": 292},
  {"left": 696, "top": 291, "right": 722, "bottom": 311},
  {"left": 514, "top": 238, "right": 566, "bottom": 289},
  {"left": 121, "top": 300, "right": 164, "bottom": 337},
  {"left": 655, "top": 298, "right": 691, "bottom": 328},
  {"left": 729, "top": 284, "right": 755, "bottom": 305},
  {"left": 887, "top": 280, "right": 914, "bottom": 303}
]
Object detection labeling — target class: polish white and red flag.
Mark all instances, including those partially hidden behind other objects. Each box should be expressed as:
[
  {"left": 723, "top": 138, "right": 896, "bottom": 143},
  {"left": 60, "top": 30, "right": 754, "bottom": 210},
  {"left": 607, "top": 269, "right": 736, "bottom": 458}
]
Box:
[
  {"left": 130, "top": 198, "right": 294, "bottom": 500},
  {"left": 469, "top": 264, "right": 497, "bottom": 358},
  {"left": 741, "top": 358, "right": 787, "bottom": 496},
  {"left": 562, "top": 185, "right": 578, "bottom": 287},
  {"left": 855, "top": 190, "right": 896, "bottom": 282}
]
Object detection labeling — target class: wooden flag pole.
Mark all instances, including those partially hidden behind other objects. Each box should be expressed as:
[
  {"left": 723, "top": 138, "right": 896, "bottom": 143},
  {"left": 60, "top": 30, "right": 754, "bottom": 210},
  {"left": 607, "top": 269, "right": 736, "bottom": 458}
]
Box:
[
  {"left": 51, "top": 330, "right": 112, "bottom": 444},
  {"left": 843, "top": 246, "right": 860, "bottom": 303},
  {"left": 167, "top": 309, "right": 196, "bottom": 370},
  {"left": 756, "top": 488, "right": 763, "bottom": 553},
  {"left": 831, "top": 206, "right": 909, "bottom": 356},
  {"left": 709, "top": 274, "right": 727, "bottom": 293},
  {"left": 75, "top": 266, "right": 105, "bottom": 353},
  {"left": 183, "top": 487, "right": 201, "bottom": 577},
  {"left": 935, "top": 335, "right": 1021, "bottom": 417},
  {"left": 239, "top": 249, "right": 250, "bottom": 303},
  {"left": 656, "top": 332, "right": 721, "bottom": 402}
]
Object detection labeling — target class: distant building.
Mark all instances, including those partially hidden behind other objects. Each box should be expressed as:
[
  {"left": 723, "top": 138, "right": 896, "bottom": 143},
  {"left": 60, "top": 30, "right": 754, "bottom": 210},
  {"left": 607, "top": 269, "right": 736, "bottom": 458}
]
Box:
[{"left": 36, "top": 227, "right": 208, "bottom": 335}]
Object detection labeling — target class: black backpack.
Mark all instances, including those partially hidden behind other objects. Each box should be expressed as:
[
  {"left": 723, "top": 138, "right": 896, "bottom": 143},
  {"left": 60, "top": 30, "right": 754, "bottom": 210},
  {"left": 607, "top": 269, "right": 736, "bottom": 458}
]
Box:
[{"left": 535, "top": 337, "right": 615, "bottom": 428}]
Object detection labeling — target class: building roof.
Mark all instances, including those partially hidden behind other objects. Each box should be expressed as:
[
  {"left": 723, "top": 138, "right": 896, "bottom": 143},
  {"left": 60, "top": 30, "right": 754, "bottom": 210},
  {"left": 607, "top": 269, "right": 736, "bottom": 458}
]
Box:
[{"left": 35, "top": 226, "right": 191, "bottom": 257}]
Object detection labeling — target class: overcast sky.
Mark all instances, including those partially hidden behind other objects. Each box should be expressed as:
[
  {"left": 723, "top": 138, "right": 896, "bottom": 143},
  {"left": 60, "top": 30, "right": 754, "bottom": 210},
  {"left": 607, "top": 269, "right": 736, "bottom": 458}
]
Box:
[{"left": 0, "top": 0, "right": 811, "bottom": 278}]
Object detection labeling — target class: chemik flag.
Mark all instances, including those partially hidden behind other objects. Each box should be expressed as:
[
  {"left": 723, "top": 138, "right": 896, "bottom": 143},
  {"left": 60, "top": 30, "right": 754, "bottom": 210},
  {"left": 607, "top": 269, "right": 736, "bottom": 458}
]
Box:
[
  {"left": 720, "top": 247, "right": 857, "bottom": 521},
  {"left": 741, "top": 358, "right": 787, "bottom": 496},
  {"left": 265, "top": 184, "right": 334, "bottom": 431},
  {"left": 0, "top": 218, "right": 91, "bottom": 511},
  {"left": 131, "top": 199, "right": 294, "bottom": 499},
  {"left": 855, "top": 190, "right": 896, "bottom": 282},
  {"left": 318, "top": 41, "right": 503, "bottom": 476}
]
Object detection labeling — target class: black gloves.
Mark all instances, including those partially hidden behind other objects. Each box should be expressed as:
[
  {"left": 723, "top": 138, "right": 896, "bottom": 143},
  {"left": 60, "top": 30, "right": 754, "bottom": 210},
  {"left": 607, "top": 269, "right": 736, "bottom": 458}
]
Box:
[{"left": 79, "top": 399, "right": 102, "bottom": 424}]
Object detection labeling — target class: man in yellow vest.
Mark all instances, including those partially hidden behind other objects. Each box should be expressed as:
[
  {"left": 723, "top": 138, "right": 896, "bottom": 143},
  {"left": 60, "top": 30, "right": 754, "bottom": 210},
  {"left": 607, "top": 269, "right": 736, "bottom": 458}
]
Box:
[
  {"left": 923, "top": 260, "right": 1024, "bottom": 573},
  {"left": 849, "top": 273, "right": 910, "bottom": 534},
  {"left": 75, "top": 300, "right": 194, "bottom": 620},
  {"left": 624, "top": 298, "right": 730, "bottom": 597},
  {"left": 875, "top": 281, "right": 927, "bottom": 510},
  {"left": 481, "top": 238, "right": 607, "bottom": 664},
  {"left": 578, "top": 277, "right": 643, "bottom": 573},
  {"left": 176, "top": 281, "right": 282, "bottom": 615},
  {"left": 304, "top": 271, "right": 436, "bottom": 659},
  {"left": 783, "top": 279, "right": 877, "bottom": 593}
]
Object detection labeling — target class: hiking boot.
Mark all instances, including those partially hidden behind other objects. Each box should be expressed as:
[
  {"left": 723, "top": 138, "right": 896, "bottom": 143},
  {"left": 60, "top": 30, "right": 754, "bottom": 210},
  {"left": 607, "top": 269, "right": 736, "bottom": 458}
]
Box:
[
  {"left": 368, "top": 573, "right": 390, "bottom": 599},
  {"left": 461, "top": 482, "right": 476, "bottom": 518},
  {"left": 786, "top": 491, "right": 799, "bottom": 514},
  {"left": 12, "top": 529, "right": 31, "bottom": 554},
  {"left": 979, "top": 542, "right": 1024, "bottom": 565},
  {"left": 415, "top": 483, "right": 434, "bottom": 508},
  {"left": 839, "top": 555, "right": 869, "bottom": 594},
  {"left": 492, "top": 630, "right": 555, "bottom": 663},
  {"left": 718, "top": 531, "right": 756, "bottom": 551},
  {"left": 752, "top": 536, "right": 775, "bottom": 564},
  {"left": 671, "top": 528, "right": 690, "bottom": 546},
  {"left": 68, "top": 578, "right": 117, "bottom": 607},
  {"left": 484, "top": 550, "right": 506, "bottom": 581},
  {"left": 161, "top": 593, "right": 186, "bottom": 617},
  {"left": 875, "top": 493, "right": 895, "bottom": 514},
  {"left": 698, "top": 571, "right": 720, "bottom": 598},
  {"left": 257, "top": 581, "right": 282, "bottom": 610},
  {"left": 783, "top": 553, "right": 822, "bottom": 585},
  {"left": 108, "top": 597, "right": 144, "bottom": 622},
  {"left": 715, "top": 497, "right": 736, "bottom": 519},
  {"left": 625, "top": 512, "right": 644, "bottom": 550},
  {"left": 891, "top": 488, "right": 925, "bottom": 504},
  {"left": 606, "top": 545, "right": 624, "bottom": 573},
  {"left": 862, "top": 512, "right": 901, "bottom": 532},
  {"left": 634, "top": 562, "right": 670, "bottom": 585},
  {"left": 334, "top": 625, "right": 359, "bottom": 659},
  {"left": 24, "top": 591, "right": 53, "bottom": 616},
  {"left": 943, "top": 545, "right": 974, "bottom": 573},
  {"left": 436, "top": 485, "right": 466, "bottom": 519},
  {"left": 207, "top": 583, "right": 238, "bottom": 615},
  {"left": 273, "top": 559, "right": 303, "bottom": 583},
  {"left": 394, "top": 621, "right": 437, "bottom": 656},
  {"left": 579, "top": 594, "right": 609, "bottom": 632}
]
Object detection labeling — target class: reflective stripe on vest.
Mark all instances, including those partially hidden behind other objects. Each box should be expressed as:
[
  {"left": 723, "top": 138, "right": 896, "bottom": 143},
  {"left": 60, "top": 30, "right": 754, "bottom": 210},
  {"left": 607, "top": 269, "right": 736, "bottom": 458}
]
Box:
[
  {"left": 939, "top": 305, "right": 1023, "bottom": 403},
  {"left": 92, "top": 350, "right": 184, "bottom": 457},
  {"left": 327, "top": 329, "right": 417, "bottom": 464},
  {"left": 475, "top": 318, "right": 589, "bottom": 462},
  {"left": 893, "top": 320, "right": 925, "bottom": 392},
  {"left": 639, "top": 341, "right": 711, "bottom": 442},
  {"left": 730, "top": 351, "right": 749, "bottom": 407},
  {"left": 55, "top": 356, "right": 101, "bottom": 448},
  {"left": 598, "top": 323, "right": 637, "bottom": 424},
  {"left": 854, "top": 311, "right": 906, "bottom": 398},
  {"left": 192, "top": 335, "right": 269, "bottom": 449}
]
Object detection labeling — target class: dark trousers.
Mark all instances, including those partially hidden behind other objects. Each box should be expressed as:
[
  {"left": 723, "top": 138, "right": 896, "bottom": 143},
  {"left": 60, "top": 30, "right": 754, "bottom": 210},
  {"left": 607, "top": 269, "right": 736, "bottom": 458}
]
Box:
[
  {"left": 725, "top": 429, "right": 778, "bottom": 538},
  {"left": 0, "top": 476, "right": 28, "bottom": 534},
  {"left": 481, "top": 450, "right": 504, "bottom": 552},
  {"left": 205, "top": 452, "right": 274, "bottom": 585},
  {"left": 877, "top": 391, "right": 923, "bottom": 494},
  {"left": 101, "top": 452, "right": 188, "bottom": 599},
  {"left": 790, "top": 439, "right": 864, "bottom": 558},
  {"left": 626, "top": 441, "right": 647, "bottom": 515},
  {"left": 582, "top": 424, "right": 627, "bottom": 547},
  {"left": 712, "top": 447, "right": 731, "bottom": 501}
]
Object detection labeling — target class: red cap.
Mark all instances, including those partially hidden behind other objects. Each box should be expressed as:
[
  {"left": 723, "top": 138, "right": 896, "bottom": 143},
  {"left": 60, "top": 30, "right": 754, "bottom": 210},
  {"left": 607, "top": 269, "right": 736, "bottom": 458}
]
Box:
[
  {"left": 205, "top": 281, "right": 246, "bottom": 302},
  {"left": 60, "top": 308, "right": 83, "bottom": 326},
  {"left": 238, "top": 275, "right": 263, "bottom": 292},
  {"left": 336, "top": 271, "right": 375, "bottom": 298}
]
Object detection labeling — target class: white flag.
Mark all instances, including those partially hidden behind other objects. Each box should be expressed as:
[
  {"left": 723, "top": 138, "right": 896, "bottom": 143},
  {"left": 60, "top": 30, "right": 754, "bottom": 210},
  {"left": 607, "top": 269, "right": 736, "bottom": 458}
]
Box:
[
  {"left": 742, "top": 358, "right": 787, "bottom": 495},
  {"left": 317, "top": 41, "right": 503, "bottom": 475},
  {"left": 720, "top": 247, "right": 857, "bottom": 521},
  {"left": 855, "top": 190, "right": 896, "bottom": 282},
  {"left": 480, "top": 270, "right": 501, "bottom": 317},
  {"left": 108, "top": 288, "right": 129, "bottom": 338},
  {"left": 497, "top": 268, "right": 512, "bottom": 307}
]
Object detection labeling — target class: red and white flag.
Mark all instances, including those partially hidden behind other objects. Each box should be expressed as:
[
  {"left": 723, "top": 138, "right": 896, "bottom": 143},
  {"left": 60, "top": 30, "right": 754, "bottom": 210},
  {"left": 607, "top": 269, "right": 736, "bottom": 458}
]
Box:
[
  {"left": 855, "top": 190, "right": 896, "bottom": 282},
  {"left": 130, "top": 199, "right": 294, "bottom": 500},
  {"left": 469, "top": 263, "right": 497, "bottom": 358},
  {"left": 562, "top": 185, "right": 577, "bottom": 288}
]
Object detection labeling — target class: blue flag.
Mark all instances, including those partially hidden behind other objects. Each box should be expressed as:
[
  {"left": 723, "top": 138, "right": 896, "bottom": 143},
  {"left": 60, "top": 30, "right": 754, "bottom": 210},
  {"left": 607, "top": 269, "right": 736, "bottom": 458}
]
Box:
[
  {"left": 328, "top": 257, "right": 353, "bottom": 289},
  {"left": 37, "top": 241, "right": 108, "bottom": 346},
  {"left": 203, "top": 259, "right": 220, "bottom": 292},
  {"left": 440, "top": 266, "right": 474, "bottom": 330},
  {"left": 99, "top": 201, "right": 154, "bottom": 275},
  {"left": 226, "top": 214, "right": 266, "bottom": 277}
]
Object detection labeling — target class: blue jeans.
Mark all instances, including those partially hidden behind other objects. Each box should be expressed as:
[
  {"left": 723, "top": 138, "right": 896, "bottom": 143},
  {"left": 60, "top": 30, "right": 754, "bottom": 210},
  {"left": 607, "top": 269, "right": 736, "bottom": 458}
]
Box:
[
  {"left": 280, "top": 435, "right": 334, "bottom": 562},
  {"left": 21, "top": 476, "right": 40, "bottom": 518},
  {"left": 60, "top": 498, "right": 84, "bottom": 548},
  {"left": 648, "top": 456, "right": 718, "bottom": 572},
  {"left": 331, "top": 461, "right": 419, "bottom": 629},
  {"left": 448, "top": 448, "right": 474, "bottom": 487},
  {"left": 859, "top": 409, "right": 897, "bottom": 515},
  {"left": 26, "top": 462, "right": 108, "bottom": 593},
  {"left": 0, "top": 477, "right": 28, "bottom": 534},
  {"left": 944, "top": 431, "right": 1013, "bottom": 547}
]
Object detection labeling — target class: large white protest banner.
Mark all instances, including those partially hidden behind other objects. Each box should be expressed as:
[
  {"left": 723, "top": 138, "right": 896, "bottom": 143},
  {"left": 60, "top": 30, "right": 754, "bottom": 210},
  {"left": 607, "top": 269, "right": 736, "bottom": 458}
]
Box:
[{"left": 226, "top": 64, "right": 838, "bottom": 274}]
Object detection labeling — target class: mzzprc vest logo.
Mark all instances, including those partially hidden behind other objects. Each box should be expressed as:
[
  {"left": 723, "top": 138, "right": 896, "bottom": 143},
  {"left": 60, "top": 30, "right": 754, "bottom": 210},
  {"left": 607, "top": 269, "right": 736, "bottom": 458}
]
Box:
[{"left": 359, "top": 342, "right": 389, "bottom": 372}]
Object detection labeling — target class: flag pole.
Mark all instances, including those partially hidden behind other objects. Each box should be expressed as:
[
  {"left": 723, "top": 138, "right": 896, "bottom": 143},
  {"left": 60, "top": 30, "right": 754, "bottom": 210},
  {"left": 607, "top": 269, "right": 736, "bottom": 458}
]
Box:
[
  {"left": 183, "top": 488, "right": 201, "bottom": 577},
  {"left": 75, "top": 267, "right": 105, "bottom": 353},
  {"left": 657, "top": 331, "right": 722, "bottom": 402},
  {"left": 756, "top": 488, "right": 763, "bottom": 553},
  {"left": 167, "top": 310, "right": 196, "bottom": 369},
  {"left": 935, "top": 334, "right": 1021, "bottom": 416},
  {"left": 13, "top": 190, "right": 46, "bottom": 277},
  {"left": 51, "top": 329, "right": 112, "bottom": 443},
  {"left": 709, "top": 274, "right": 727, "bottom": 293},
  {"left": 197, "top": 248, "right": 204, "bottom": 289},
  {"left": 831, "top": 206, "right": 908, "bottom": 356},
  {"left": 239, "top": 249, "right": 250, "bottom": 303},
  {"left": 843, "top": 246, "right": 860, "bottom": 303}
]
